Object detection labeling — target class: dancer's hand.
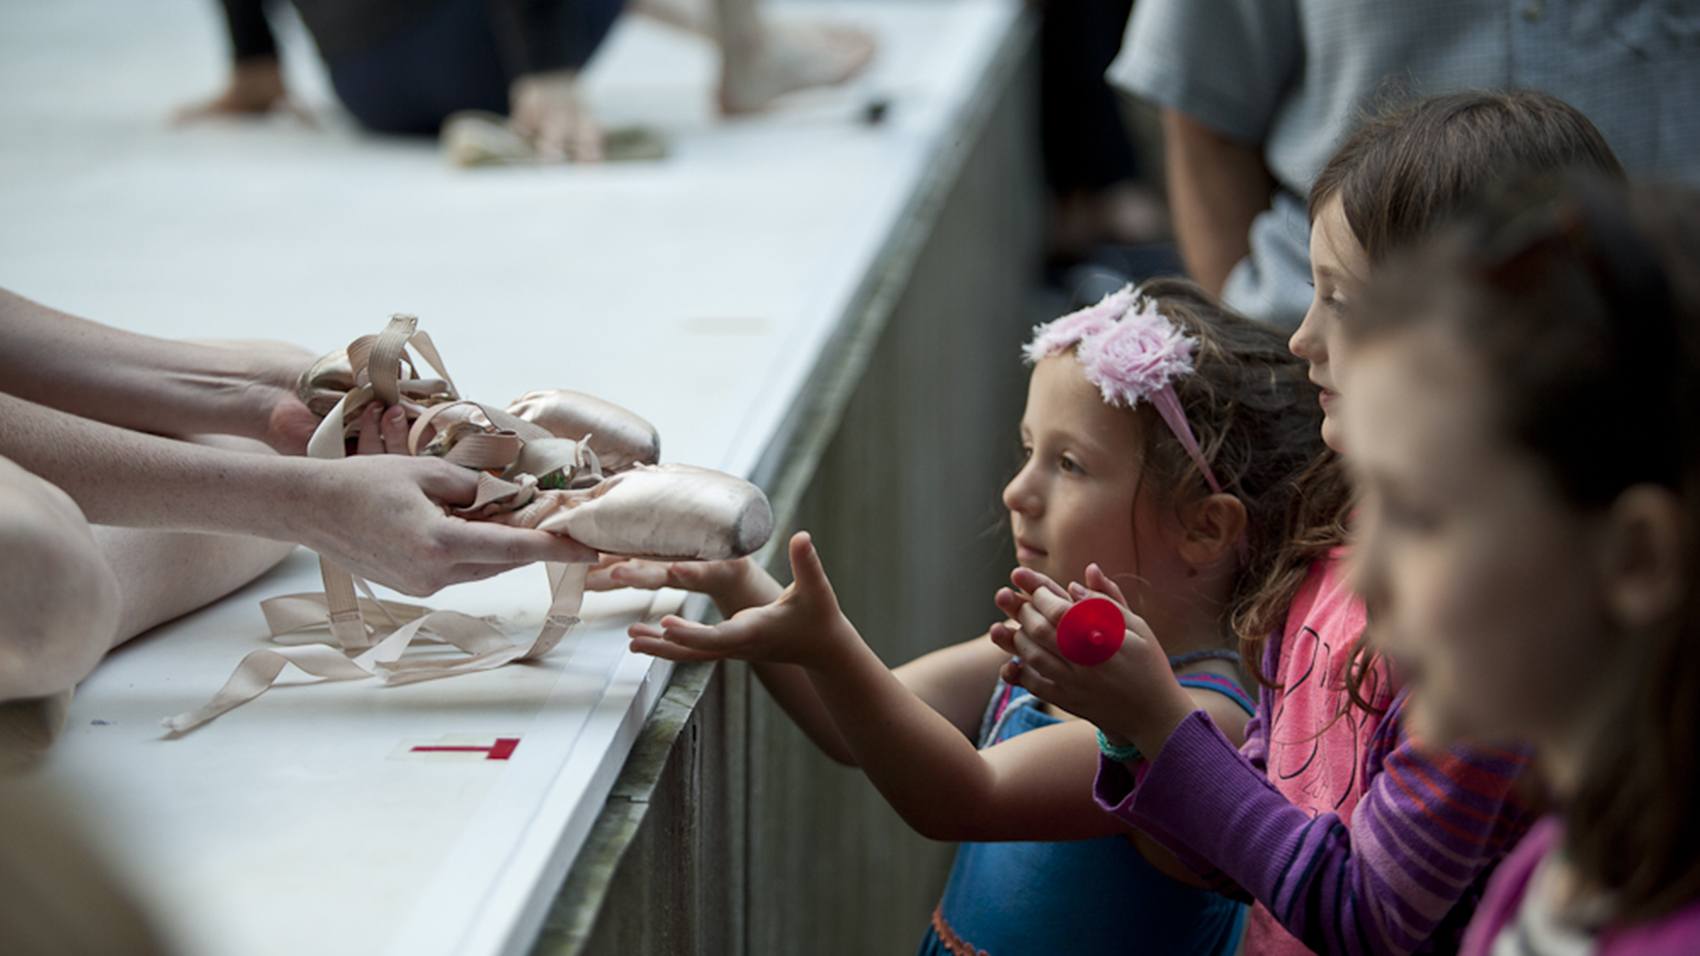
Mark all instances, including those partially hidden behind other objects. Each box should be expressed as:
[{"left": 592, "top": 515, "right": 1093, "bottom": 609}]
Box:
[
  {"left": 291, "top": 455, "right": 596, "bottom": 596},
  {"left": 232, "top": 340, "right": 320, "bottom": 455},
  {"left": 626, "top": 532, "right": 854, "bottom": 667},
  {"left": 124, "top": 336, "right": 320, "bottom": 455},
  {"left": 989, "top": 563, "right": 1197, "bottom": 755},
  {"left": 348, "top": 401, "right": 414, "bottom": 456},
  {"left": 510, "top": 70, "right": 603, "bottom": 162}
]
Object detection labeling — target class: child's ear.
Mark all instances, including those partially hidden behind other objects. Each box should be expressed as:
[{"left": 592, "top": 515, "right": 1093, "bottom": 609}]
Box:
[
  {"left": 1599, "top": 485, "right": 1686, "bottom": 630},
  {"left": 1177, "top": 493, "right": 1247, "bottom": 570}
]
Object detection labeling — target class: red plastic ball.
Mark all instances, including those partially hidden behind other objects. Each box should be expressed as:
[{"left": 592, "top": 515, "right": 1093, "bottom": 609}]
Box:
[{"left": 1056, "top": 597, "right": 1126, "bottom": 666}]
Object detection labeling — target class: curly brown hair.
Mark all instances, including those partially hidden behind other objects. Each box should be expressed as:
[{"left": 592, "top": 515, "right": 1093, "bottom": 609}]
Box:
[{"left": 1122, "top": 279, "right": 1350, "bottom": 666}]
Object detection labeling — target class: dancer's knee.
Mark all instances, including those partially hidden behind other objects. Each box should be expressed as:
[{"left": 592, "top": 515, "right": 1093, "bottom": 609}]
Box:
[{"left": 0, "top": 461, "right": 120, "bottom": 701}]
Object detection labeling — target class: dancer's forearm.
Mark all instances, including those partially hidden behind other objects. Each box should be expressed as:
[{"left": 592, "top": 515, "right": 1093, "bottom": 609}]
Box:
[
  {"left": 0, "top": 288, "right": 299, "bottom": 444},
  {"left": 0, "top": 391, "right": 302, "bottom": 537}
]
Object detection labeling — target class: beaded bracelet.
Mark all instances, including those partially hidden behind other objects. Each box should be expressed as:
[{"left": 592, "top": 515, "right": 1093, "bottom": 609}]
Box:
[{"left": 1096, "top": 728, "right": 1143, "bottom": 764}]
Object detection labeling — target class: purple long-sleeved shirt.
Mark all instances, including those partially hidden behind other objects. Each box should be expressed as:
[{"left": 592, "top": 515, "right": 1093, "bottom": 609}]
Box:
[{"left": 1095, "top": 557, "right": 1536, "bottom": 954}]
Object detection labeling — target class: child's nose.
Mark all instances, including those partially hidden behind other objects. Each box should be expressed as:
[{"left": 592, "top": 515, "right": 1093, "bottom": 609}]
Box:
[
  {"left": 1002, "top": 466, "right": 1041, "bottom": 517},
  {"left": 1290, "top": 309, "right": 1324, "bottom": 365}
]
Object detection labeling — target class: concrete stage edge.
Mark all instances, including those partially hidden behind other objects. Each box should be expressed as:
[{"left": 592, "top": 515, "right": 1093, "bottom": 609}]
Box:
[{"left": 542, "top": 16, "right": 1042, "bottom": 956}]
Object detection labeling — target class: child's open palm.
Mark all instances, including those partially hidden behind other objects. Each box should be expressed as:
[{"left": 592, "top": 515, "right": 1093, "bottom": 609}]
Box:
[{"left": 626, "top": 531, "right": 854, "bottom": 669}]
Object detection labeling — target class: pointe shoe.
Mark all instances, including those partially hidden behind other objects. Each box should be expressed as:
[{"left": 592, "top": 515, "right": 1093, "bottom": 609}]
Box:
[
  {"left": 440, "top": 111, "right": 668, "bottom": 167},
  {"left": 298, "top": 314, "right": 770, "bottom": 560},
  {"left": 506, "top": 389, "right": 661, "bottom": 472},
  {"left": 475, "top": 463, "right": 773, "bottom": 561},
  {"left": 541, "top": 464, "right": 774, "bottom": 560},
  {"left": 295, "top": 339, "right": 456, "bottom": 426},
  {"left": 297, "top": 326, "right": 662, "bottom": 477},
  {"left": 296, "top": 348, "right": 356, "bottom": 417},
  {"left": 169, "top": 315, "right": 772, "bottom": 736}
]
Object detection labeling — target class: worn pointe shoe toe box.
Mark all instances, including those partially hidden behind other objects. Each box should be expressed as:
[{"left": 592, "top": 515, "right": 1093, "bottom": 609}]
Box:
[{"left": 505, "top": 389, "right": 661, "bottom": 473}]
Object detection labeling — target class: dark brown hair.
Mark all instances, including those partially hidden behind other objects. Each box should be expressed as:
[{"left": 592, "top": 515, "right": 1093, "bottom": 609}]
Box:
[
  {"left": 1307, "top": 89, "right": 1626, "bottom": 712},
  {"left": 1125, "top": 279, "right": 1350, "bottom": 661},
  {"left": 1309, "top": 89, "right": 1625, "bottom": 263},
  {"left": 1352, "top": 175, "right": 1700, "bottom": 923}
]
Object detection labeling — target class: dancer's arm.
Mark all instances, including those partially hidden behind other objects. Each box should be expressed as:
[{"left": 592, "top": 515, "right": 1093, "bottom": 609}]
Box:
[
  {"left": 0, "top": 289, "right": 317, "bottom": 453},
  {"left": 0, "top": 392, "right": 593, "bottom": 595}
]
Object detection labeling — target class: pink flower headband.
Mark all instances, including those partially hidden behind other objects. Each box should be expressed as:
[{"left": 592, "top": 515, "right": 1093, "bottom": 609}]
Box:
[{"left": 1024, "top": 286, "right": 1226, "bottom": 495}]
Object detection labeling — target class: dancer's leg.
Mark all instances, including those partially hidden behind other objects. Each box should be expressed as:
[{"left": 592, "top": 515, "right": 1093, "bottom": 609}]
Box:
[
  {"left": 632, "top": 0, "right": 875, "bottom": 114},
  {"left": 95, "top": 436, "right": 292, "bottom": 648},
  {"left": 0, "top": 455, "right": 120, "bottom": 763},
  {"left": 0, "top": 439, "right": 289, "bottom": 760},
  {"left": 0, "top": 456, "right": 120, "bottom": 703}
]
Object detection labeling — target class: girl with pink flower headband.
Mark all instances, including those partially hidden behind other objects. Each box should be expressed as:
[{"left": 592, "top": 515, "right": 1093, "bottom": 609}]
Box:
[
  {"left": 592, "top": 277, "right": 1334, "bottom": 954},
  {"left": 990, "top": 92, "right": 1621, "bottom": 956},
  {"left": 1024, "top": 284, "right": 1226, "bottom": 496}
]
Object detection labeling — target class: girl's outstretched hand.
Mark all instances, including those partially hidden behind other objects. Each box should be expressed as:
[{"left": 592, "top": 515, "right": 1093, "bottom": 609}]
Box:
[
  {"left": 626, "top": 531, "right": 855, "bottom": 668},
  {"left": 989, "top": 563, "right": 1198, "bottom": 756}
]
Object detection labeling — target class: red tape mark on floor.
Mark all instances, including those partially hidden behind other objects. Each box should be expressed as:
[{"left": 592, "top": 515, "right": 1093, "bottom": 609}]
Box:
[{"left": 409, "top": 737, "right": 520, "bottom": 760}]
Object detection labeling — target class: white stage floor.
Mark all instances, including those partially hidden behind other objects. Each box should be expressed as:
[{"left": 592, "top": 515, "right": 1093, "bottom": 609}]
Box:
[{"left": 0, "top": 1, "right": 1020, "bottom": 954}]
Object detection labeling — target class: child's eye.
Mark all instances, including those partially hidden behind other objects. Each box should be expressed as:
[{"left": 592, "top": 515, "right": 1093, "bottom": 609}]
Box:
[
  {"left": 1058, "top": 454, "right": 1085, "bottom": 475},
  {"left": 1019, "top": 443, "right": 1033, "bottom": 461},
  {"left": 1324, "top": 294, "right": 1350, "bottom": 317}
]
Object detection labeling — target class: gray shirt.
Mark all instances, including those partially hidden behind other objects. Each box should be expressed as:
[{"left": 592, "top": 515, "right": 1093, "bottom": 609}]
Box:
[{"left": 1110, "top": 0, "right": 1700, "bottom": 328}]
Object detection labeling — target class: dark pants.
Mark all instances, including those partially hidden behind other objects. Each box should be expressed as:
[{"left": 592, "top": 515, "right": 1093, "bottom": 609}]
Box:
[
  {"left": 1039, "top": 0, "right": 1139, "bottom": 195},
  {"left": 327, "top": 0, "right": 626, "bottom": 136}
]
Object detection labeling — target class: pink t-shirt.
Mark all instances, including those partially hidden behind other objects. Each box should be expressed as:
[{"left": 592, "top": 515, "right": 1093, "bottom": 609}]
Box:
[{"left": 1246, "top": 550, "right": 1394, "bottom": 956}]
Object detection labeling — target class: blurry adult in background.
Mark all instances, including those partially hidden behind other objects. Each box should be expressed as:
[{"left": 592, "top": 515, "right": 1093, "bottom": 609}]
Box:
[
  {"left": 1038, "top": 0, "right": 1168, "bottom": 269},
  {"left": 1110, "top": 0, "right": 1700, "bottom": 328},
  {"left": 180, "top": 0, "right": 874, "bottom": 161}
]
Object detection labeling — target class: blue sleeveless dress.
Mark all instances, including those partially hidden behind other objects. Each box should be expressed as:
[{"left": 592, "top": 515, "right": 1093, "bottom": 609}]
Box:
[{"left": 916, "top": 674, "right": 1253, "bottom": 956}]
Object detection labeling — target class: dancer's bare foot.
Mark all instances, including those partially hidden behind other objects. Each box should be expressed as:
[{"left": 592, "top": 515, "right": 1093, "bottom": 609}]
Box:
[
  {"left": 173, "top": 56, "right": 317, "bottom": 128},
  {"left": 719, "top": 21, "right": 876, "bottom": 115}
]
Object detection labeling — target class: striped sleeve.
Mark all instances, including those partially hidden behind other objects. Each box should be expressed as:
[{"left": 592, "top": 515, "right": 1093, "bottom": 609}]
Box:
[
  {"left": 1240, "top": 681, "right": 1271, "bottom": 774},
  {"left": 1095, "top": 704, "right": 1535, "bottom": 955}
]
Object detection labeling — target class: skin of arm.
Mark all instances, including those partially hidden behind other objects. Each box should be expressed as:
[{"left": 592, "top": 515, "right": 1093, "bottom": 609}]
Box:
[
  {"left": 0, "top": 392, "right": 593, "bottom": 595},
  {"left": 1162, "top": 109, "right": 1277, "bottom": 298},
  {"left": 591, "top": 554, "right": 1012, "bottom": 767},
  {"left": 0, "top": 289, "right": 318, "bottom": 453},
  {"left": 623, "top": 533, "right": 1249, "bottom": 848}
]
